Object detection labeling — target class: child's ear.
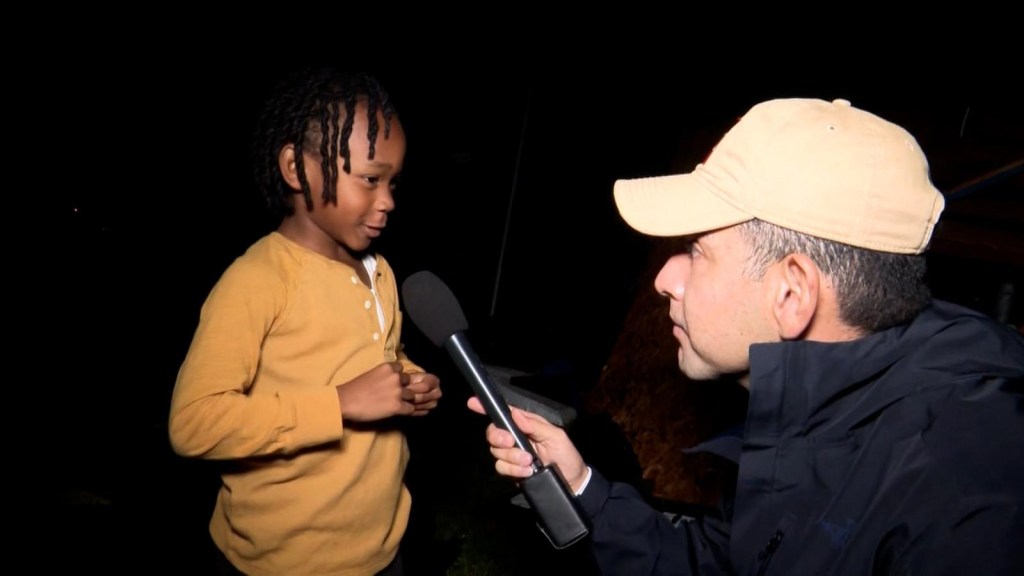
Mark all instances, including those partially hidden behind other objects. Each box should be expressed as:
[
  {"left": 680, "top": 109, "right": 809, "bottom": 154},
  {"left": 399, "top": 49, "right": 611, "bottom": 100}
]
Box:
[{"left": 278, "top": 144, "right": 303, "bottom": 192}]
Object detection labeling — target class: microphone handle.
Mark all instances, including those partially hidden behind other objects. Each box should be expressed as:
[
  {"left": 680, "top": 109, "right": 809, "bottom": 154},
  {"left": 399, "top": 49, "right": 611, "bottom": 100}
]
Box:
[
  {"left": 444, "top": 333, "right": 541, "bottom": 473},
  {"left": 444, "top": 330, "right": 591, "bottom": 549}
]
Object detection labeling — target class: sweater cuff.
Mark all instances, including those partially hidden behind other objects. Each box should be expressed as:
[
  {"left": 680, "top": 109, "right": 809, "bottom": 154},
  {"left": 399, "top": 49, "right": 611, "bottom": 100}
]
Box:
[{"left": 288, "top": 387, "right": 344, "bottom": 447}]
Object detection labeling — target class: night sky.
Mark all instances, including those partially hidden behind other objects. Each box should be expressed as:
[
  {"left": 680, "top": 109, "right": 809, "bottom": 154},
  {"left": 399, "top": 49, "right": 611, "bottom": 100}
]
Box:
[{"left": 54, "top": 62, "right": 1021, "bottom": 435}]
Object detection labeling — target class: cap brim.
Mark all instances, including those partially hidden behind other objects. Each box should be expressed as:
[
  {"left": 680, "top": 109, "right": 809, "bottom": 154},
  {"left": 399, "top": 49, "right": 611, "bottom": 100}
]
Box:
[{"left": 613, "top": 171, "right": 753, "bottom": 237}]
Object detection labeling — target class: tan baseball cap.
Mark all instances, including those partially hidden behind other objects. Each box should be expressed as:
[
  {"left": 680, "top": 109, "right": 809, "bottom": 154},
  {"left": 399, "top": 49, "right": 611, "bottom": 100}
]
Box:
[{"left": 614, "top": 98, "right": 946, "bottom": 254}]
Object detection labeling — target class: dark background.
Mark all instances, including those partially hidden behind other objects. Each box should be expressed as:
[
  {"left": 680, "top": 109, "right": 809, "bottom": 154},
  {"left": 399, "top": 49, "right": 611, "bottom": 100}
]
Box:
[{"left": 43, "top": 51, "right": 1022, "bottom": 572}]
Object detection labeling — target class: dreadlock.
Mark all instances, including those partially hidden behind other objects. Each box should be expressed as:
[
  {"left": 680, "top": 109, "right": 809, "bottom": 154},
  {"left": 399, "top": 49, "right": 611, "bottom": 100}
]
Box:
[{"left": 252, "top": 69, "right": 397, "bottom": 219}]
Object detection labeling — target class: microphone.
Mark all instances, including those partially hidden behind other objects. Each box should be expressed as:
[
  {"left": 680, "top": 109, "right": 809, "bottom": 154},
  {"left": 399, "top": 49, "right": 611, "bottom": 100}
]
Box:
[{"left": 402, "top": 270, "right": 590, "bottom": 549}]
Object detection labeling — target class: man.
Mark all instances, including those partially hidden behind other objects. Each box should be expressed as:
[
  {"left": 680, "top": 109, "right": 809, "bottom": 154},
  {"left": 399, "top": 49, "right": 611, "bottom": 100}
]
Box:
[{"left": 468, "top": 98, "right": 1024, "bottom": 575}]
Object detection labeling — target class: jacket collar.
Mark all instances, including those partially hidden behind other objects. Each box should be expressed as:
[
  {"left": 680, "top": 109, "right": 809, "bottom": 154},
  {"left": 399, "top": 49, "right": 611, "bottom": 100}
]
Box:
[{"left": 743, "top": 300, "right": 1024, "bottom": 442}]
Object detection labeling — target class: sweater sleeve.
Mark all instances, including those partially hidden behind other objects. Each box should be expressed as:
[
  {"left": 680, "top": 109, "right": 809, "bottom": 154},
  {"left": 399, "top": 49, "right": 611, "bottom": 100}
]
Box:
[
  {"left": 578, "top": 468, "right": 734, "bottom": 575},
  {"left": 396, "top": 338, "right": 423, "bottom": 374},
  {"left": 168, "top": 258, "right": 342, "bottom": 459},
  {"left": 379, "top": 258, "right": 422, "bottom": 375}
]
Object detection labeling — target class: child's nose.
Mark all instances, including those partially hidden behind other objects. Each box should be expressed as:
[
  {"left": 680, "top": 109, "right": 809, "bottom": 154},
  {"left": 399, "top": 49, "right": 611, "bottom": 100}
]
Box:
[{"left": 376, "top": 188, "right": 395, "bottom": 212}]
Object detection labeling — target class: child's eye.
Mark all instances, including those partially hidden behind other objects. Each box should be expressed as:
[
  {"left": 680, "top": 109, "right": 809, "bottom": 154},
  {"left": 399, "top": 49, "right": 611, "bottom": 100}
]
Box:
[{"left": 363, "top": 175, "right": 381, "bottom": 186}]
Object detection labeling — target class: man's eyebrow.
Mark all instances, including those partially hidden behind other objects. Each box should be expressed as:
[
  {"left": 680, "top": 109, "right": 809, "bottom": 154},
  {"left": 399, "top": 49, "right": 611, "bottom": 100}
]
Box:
[{"left": 684, "top": 234, "right": 708, "bottom": 248}]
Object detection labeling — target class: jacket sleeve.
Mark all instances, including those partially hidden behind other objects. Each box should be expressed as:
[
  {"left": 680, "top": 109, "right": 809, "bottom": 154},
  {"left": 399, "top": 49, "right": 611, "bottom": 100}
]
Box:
[
  {"left": 888, "top": 372, "right": 1024, "bottom": 576},
  {"left": 577, "top": 468, "right": 733, "bottom": 576},
  {"left": 894, "top": 502, "right": 1024, "bottom": 576}
]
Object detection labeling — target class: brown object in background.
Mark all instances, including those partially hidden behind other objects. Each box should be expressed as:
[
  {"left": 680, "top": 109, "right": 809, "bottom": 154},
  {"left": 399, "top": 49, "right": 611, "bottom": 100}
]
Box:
[{"left": 585, "top": 237, "right": 748, "bottom": 508}]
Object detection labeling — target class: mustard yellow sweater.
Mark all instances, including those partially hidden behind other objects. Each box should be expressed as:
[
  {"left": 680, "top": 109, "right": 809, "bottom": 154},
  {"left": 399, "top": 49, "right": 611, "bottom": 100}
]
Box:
[{"left": 170, "top": 232, "right": 422, "bottom": 575}]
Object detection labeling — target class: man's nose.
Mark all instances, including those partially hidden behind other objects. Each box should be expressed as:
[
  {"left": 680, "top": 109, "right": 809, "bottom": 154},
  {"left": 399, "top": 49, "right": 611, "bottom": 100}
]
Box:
[{"left": 655, "top": 254, "right": 690, "bottom": 300}]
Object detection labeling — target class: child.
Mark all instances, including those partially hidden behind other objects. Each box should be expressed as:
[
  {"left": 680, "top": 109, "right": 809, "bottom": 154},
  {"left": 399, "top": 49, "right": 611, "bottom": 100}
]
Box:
[{"left": 169, "top": 69, "right": 442, "bottom": 576}]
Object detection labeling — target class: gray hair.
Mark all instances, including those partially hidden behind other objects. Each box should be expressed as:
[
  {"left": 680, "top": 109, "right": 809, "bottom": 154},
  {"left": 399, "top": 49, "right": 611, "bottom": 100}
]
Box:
[{"left": 737, "top": 219, "right": 932, "bottom": 333}]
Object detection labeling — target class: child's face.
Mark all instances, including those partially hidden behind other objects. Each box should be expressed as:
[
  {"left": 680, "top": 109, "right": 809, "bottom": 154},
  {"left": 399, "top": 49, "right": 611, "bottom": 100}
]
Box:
[{"left": 301, "top": 104, "right": 406, "bottom": 259}]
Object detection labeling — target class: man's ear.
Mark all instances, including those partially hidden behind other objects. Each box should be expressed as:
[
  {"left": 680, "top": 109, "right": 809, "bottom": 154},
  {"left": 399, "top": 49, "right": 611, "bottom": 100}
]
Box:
[
  {"left": 278, "top": 144, "right": 303, "bottom": 192},
  {"left": 770, "top": 253, "right": 822, "bottom": 340}
]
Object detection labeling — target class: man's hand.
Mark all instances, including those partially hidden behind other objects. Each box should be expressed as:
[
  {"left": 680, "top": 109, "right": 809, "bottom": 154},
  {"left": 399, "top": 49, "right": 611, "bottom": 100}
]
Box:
[{"left": 467, "top": 396, "right": 589, "bottom": 493}]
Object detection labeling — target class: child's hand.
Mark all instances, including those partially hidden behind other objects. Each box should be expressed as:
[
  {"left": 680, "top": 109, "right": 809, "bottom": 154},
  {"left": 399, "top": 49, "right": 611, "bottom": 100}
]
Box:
[
  {"left": 336, "top": 362, "right": 415, "bottom": 422},
  {"left": 406, "top": 372, "right": 442, "bottom": 416}
]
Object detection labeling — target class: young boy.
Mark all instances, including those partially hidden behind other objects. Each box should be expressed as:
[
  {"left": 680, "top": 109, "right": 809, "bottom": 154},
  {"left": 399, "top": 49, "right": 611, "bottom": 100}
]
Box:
[{"left": 169, "top": 70, "right": 441, "bottom": 576}]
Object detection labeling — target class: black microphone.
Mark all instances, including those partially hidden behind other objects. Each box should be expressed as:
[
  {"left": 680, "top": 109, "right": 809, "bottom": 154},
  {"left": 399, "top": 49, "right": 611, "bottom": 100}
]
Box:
[{"left": 402, "top": 270, "right": 590, "bottom": 549}]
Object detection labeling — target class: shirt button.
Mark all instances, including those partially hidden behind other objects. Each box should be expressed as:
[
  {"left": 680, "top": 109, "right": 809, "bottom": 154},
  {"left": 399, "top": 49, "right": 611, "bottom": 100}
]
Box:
[
  {"left": 373, "top": 332, "right": 380, "bottom": 342},
  {"left": 364, "top": 300, "right": 372, "bottom": 310},
  {"left": 351, "top": 276, "right": 359, "bottom": 284}
]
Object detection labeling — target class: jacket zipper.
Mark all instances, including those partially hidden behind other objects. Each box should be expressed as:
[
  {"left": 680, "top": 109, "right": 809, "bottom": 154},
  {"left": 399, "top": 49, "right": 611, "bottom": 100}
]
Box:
[{"left": 756, "top": 530, "right": 784, "bottom": 576}]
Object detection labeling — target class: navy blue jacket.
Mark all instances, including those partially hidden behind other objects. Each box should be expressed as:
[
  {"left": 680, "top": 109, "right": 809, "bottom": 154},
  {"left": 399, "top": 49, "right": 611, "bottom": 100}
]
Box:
[{"left": 577, "top": 300, "right": 1024, "bottom": 575}]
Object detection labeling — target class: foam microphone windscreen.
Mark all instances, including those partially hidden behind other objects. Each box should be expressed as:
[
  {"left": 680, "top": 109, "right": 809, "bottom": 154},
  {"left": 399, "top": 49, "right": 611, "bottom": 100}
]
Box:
[{"left": 401, "top": 270, "right": 469, "bottom": 347}]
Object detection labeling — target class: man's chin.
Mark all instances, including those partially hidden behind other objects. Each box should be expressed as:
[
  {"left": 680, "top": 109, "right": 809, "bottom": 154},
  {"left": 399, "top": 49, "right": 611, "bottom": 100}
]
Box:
[
  {"left": 680, "top": 358, "right": 750, "bottom": 388},
  {"left": 679, "top": 359, "right": 719, "bottom": 381}
]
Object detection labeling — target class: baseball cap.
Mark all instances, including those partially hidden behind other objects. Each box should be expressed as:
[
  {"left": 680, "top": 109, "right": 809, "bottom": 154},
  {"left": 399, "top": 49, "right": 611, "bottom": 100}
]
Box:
[{"left": 613, "top": 98, "right": 945, "bottom": 254}]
